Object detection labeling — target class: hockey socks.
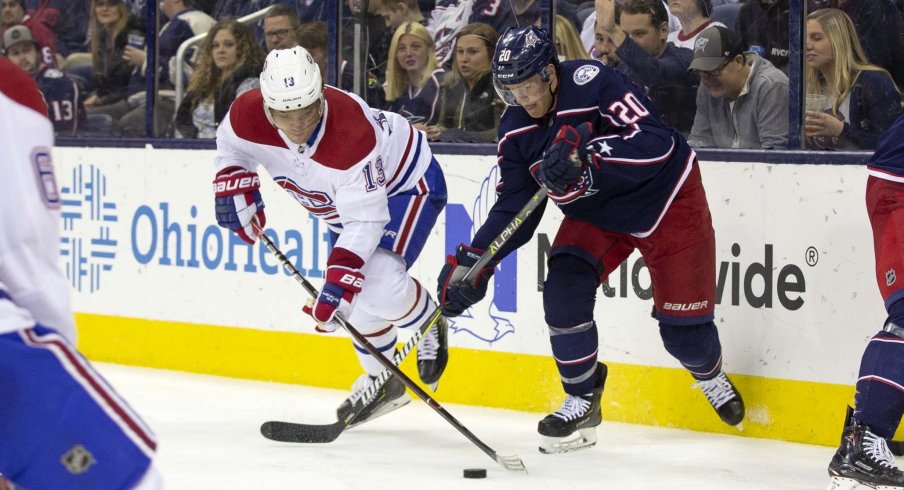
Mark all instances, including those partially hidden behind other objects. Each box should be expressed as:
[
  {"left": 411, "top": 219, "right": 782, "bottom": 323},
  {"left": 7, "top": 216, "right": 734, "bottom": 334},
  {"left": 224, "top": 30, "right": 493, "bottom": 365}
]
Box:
[{"left": 854, "top": 327, "right": 904, "bottom": 438}]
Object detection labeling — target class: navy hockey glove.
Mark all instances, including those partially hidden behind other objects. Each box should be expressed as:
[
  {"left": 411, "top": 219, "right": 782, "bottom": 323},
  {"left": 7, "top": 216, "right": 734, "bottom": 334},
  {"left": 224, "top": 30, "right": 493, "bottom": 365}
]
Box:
[
  {"left": 437, "top": 245, "right": 497, "bottom": 318},
  {"left": 538, "top": 122, "right": 595, "bottom": 195},
  {"left": 213, "top": 166, "right": 266, "bottom": 245},
  {"left": 302, "top": 248, "right": 365, "bottom": 332}
]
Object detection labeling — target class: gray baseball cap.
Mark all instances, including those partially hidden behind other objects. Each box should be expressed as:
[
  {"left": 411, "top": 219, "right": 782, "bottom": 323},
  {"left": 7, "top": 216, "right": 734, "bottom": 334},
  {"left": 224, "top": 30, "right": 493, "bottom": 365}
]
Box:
[
  {"left": 2, "top": 25, "right": 36, "bottom": 51},
  {"left": 688, "top": 25, "right": 743, "bottom": 72}
]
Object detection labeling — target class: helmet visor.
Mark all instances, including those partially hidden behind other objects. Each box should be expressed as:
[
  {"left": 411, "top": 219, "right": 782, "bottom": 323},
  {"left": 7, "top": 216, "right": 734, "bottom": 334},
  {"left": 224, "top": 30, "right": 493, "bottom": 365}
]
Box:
[{"left": 493, "top": 75, "right": 546, "bottom": 107}]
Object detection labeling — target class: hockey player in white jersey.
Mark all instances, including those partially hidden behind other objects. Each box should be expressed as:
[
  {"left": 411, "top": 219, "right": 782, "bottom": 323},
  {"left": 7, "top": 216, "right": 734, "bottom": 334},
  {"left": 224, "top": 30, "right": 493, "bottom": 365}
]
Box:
[
  {"left": 0, "top": 56, "right": 162, "bottom": 489},
  {"left": 213, "top": 46, "right": 449, "bottom": 423}
]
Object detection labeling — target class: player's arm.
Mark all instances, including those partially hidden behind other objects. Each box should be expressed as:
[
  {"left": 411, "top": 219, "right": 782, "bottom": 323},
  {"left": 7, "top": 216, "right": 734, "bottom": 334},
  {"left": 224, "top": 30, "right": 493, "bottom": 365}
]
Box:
[
  {"left": 303, "top": 155, "right": 390, "bottom": 332},
  {"left": 211, "top": 115, "right": 265, "bottom": 244}
]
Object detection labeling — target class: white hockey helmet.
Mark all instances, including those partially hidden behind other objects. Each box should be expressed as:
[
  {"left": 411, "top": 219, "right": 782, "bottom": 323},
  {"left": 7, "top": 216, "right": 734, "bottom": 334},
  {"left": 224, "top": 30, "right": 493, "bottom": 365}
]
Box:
[{"left": 260, "top": 46, "right": 323, "bottom": 112}]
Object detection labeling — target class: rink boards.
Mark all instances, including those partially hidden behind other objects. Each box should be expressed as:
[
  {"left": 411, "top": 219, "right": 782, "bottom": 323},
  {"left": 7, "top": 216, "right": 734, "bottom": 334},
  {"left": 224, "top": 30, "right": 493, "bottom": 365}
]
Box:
[{"left": 54, "top": 146, "right": 880, "bottom": 446}]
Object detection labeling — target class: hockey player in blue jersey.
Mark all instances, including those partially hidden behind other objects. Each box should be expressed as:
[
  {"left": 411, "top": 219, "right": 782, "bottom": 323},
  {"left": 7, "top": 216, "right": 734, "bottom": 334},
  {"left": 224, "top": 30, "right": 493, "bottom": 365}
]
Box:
[
  {"left": 437, "top": 25, "right": 744, "bottom": 454},
  {"left": 825, "top": 114, "right": 904, "bottom": 489}
]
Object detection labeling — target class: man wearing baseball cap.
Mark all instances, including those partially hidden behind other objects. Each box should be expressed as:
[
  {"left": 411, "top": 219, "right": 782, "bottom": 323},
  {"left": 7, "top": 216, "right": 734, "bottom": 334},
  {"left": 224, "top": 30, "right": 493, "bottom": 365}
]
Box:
[
  {"left": 687, "top": 25, "right": 789, "bottom": 149},
  {"left": 3, "top": 25, "right": 86, "bottom": 135}
]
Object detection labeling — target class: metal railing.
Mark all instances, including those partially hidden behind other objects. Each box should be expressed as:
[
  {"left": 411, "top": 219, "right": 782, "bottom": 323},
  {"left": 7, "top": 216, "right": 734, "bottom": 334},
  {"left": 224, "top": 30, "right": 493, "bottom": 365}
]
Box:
[{"left": 173, "top": 5, "right": 275, "bottom": 108}]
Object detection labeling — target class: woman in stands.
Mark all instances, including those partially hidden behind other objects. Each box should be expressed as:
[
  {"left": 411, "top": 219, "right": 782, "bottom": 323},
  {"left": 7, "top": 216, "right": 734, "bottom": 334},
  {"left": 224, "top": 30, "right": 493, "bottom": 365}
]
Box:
[
  {"left": 82, "top": 0, "right": 142, "bottom": 121},
  {"left": 433, "top": 23, "right": 502, "bottom": 143},
  {"left": 384, "top": 21, "right": 444, "bottom": 132},
  {"left": 667, "top": 0, "right": 723, "bottom": 50},
  {"left": 555, "top": 14, "right": 591, "bottom": 61},
  {"left": 805, "top": 8, "right": 902, "bottom": 150},
  {"left": 173, "top": 19, "right": 264, "bottom": 139}
]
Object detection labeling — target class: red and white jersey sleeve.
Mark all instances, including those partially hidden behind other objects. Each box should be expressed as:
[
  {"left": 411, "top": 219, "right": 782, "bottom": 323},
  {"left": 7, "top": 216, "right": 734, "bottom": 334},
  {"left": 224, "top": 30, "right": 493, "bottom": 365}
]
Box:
[
  {"left": 0, "top": 57, "right": 76, "bottom": 340},
  {"left": 215, "top": 86, "right": 434, "bottom": 264}
]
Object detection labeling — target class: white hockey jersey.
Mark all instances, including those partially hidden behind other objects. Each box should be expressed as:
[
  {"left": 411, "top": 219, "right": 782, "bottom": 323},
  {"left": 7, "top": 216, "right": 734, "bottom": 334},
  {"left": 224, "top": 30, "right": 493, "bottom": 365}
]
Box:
[
  {"left": 215, "top": 86, "right": 434, "bottom": 264},
  {"left": 0, "top": 57, "right": 76, "bottom": 340}
]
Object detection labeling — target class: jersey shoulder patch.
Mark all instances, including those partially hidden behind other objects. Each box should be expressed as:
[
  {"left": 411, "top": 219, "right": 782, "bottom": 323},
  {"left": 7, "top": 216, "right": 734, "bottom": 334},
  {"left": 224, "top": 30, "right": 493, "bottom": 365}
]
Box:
[
  {"left": 573, "top": 64, "right": 600, "bottom": 86},
  {"left": 311, "top": 87, "right": 376, "bottom": 170},
  {"left": 43, "top": 68, "right": 64, "bottom": 79},
  {"left": 229, "top": 89, "right": 287, "bottom": 149}
]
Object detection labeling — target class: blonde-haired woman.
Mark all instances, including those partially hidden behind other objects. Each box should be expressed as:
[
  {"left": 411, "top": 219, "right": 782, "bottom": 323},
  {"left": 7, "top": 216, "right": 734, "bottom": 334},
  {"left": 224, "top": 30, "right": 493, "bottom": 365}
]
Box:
[
  {"left": 384, "top": 21, "right": 444, "bottom": 132},
  {"left": 435, "top": 23, "right": 502, "bottom": 143},
  {"left": 555, "top": 15, "right": 590, "bottom": 61},
  {"left": 805, "top": 8, "right": 902, "bottom": 150},
  {"left": 173, "top": 19, "right": 265, "bottom": 138},
  {"left": 83, "top": 0, "right": 141, "bottom": 111}
]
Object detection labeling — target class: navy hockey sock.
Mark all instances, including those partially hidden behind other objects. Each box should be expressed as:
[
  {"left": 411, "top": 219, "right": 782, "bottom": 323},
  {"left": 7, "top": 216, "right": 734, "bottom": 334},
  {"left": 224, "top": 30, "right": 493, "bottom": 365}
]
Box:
[
  {"left": 854, "top": 329, "right": 904, "bottom": 438},
  {"left": 544, "top": 255, "right": 601, "bottom": 395},
  {"left": 659, "top": 321, "right": 723, "bottom": 380}
]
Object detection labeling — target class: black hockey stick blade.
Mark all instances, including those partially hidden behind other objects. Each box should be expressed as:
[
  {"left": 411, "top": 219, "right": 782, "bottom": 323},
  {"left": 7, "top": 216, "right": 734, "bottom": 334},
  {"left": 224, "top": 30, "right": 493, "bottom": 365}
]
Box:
[{"left": 260, "top": 420, "right": 345, "bottom": 443}]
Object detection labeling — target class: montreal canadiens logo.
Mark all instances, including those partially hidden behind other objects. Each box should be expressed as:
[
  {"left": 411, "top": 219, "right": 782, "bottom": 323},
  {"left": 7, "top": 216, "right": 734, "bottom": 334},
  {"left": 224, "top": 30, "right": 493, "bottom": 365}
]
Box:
[
  {"left": 573, "top": 65, "right": 600, "bottom": 85},
  {"left": 274, "top": 176, "right": 335, "bottom": 213}
]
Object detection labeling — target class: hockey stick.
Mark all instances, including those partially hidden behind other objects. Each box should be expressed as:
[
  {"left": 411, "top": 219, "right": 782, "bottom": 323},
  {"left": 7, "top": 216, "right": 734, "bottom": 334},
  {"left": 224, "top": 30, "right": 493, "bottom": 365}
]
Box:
[{"left": 252, "top": 224, "right": 527, "bottom": 472}]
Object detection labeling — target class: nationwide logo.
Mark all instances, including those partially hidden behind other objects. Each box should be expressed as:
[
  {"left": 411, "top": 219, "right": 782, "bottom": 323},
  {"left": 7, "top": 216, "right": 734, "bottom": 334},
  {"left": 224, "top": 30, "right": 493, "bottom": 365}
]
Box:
[{"left": 60, "top": 164, "right": 118, "bottom": 293}]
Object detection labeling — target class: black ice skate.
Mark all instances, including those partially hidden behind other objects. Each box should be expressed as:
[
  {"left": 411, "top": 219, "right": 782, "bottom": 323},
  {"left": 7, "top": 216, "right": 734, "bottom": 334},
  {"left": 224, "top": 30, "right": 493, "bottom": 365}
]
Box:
[
  {"left": 692, "top": 370, "right": 745, "bottom": 426},
  {"left": 417, "top": 316, "right": 448, "bottom": 389},
  {"left": 828, "top": 412, "right": 904, "bottom": 490},
  {"left": 538, "top": 362, "right": 608, "bottom": 454},
  {"left": 336, "top": 374, "right": 409, "bottom": 428}
]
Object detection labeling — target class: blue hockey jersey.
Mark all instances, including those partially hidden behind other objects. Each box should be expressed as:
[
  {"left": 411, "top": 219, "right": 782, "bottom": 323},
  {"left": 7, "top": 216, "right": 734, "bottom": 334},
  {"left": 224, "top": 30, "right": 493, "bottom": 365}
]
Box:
[
  {"left": 868, "top": 113, "right": 904, "bottom": 181},
  {"left": 35, "top": 65, "right": 85, "bottom": 135},
  {"left": 472, "top": 60, "right": 697, "bottom": 255}
]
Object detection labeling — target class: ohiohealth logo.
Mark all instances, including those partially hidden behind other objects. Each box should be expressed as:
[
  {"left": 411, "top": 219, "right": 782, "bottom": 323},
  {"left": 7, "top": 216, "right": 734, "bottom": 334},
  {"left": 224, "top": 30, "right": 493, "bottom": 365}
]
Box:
[{"left": 60, "top": 164, "right": 118, "bottom": 293}]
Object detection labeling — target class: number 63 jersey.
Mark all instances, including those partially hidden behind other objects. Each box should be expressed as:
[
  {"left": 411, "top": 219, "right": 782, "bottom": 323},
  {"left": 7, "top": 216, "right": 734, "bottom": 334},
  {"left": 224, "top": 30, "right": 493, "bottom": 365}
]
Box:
[
  {"left": 215, "top": 85, "right": 435, "bottom": 263},
  {"left": 495, "top": 60, "right": 697, "bottom": 238}
]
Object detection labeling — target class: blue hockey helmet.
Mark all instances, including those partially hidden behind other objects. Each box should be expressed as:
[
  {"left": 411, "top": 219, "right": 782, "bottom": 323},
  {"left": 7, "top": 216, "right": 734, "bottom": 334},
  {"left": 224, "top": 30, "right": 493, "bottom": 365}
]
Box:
[{"left": 492, "top": 25, "right": 558, "bottom": 106}]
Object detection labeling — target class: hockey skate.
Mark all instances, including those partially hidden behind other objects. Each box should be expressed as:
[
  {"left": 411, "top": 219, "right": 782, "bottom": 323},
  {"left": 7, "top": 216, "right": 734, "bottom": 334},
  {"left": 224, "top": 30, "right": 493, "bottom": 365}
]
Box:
[
  {"left": 692, "top": 370, "right": 745, "bottom": 426},
  {"left": 827, "top": 411, "right": 904, "bottom": 490},
  {"left": 417, "top": 316, "right": 448, "bottom": 389},
  {"left": 538, "top": 362, "right": 608, "bottom": 454},
  {"left": 336, "top": 374, "right": 410, "bottom": 428}
]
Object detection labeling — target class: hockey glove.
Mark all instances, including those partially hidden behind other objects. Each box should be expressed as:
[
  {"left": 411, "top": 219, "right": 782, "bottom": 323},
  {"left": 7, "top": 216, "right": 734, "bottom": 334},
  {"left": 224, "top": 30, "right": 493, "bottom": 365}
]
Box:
[
  {"left": 538, "top": 122, "right": 595, "bottom": 195},
  {"left": 437, "top": 244, "right": 497, "bottom": 318},
  {"left": 213, "top": 166, "right": 266, "bottom": 245},
  {"left": 303, "top": 248, "right": 365, "bottom": 333}
]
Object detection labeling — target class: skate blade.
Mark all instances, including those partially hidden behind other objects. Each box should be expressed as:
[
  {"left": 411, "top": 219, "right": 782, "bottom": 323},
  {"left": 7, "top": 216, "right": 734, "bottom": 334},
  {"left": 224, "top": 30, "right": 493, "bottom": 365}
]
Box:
[
  {"left": 428, "top": 381, "right": 439, "bottom": 392},
  {"left": 827, "top": 475, "right": 887, "bottom": 490},
  {"left": 348, "top": 396, "right": 411, "bottom": 428},
  {"left": 538, "top": 427, "right": 598, "bottom": 454}
]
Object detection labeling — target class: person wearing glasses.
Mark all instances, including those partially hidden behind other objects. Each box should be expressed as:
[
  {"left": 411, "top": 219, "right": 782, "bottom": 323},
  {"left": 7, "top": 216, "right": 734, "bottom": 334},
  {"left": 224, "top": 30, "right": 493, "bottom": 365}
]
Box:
[
  {"left": 687, "top": 25, "right": 789, "bottom": 149},
  {"left": 594, "top": 0, "right": 699, "bottom": 134},
  {"left": 262, "top": 4, "right": 301, "bottom": 53}
]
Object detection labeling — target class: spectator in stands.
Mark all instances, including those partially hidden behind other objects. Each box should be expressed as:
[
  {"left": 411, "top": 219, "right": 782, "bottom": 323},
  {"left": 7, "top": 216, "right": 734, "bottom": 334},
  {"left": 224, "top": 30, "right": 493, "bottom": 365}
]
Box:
[
  {"left": 592, "top": 18, "right": 620, "bottom": 66},
  {"left": 434, "top": 22, "right": 501, "bottom": 142},
  {"left": 262, "top": 4, "right": 301, "bottom": 52},
  {"left": 1, "top": 0, "right": 59, "bottom": 65},
  {"left": 688, "top": 25, "right": 789, "bottom": 149},
  {"left": 735, "top": 0, "right": 789, "bottom": 73},
  {"left": 297, "top": 20, "right": 386, "bottom": 108},
  {"left": 53, "top": 0, "right": 91, "bottom": 61},
  {"left": 385, "top": 21, "right": 443, "bottom": 129},
  {"left": 3, "top": 24, "right": 86, "bottom": 135},
  {"left": 83, "top": 0, "right": 141, "bottom": 115},
  {"left": 667, "top": 0, "right": 724, "bottom": 50},
  {"left": 173, "top": 19, "right": 263, "bottom": 138},
  {"left": 804, "top": 8, "right": 902, "bottom": 150},
  {"left": 113, "top": 0, "right": 214, "bottom": 136},
  {"left": 556, "top": 13, "right": 590, "bottom": 61},
  {"left": 426, "top": 0, "right": 518, "bottom": 66},
  {"left": 595, "top": 0, "right": 699, "bottom": 133},
  {"left": 836, "top": 0, "right": 904, "bottom": 91},
  {"left": 374, "top": 0, "right": 425, "bottom": 30}
]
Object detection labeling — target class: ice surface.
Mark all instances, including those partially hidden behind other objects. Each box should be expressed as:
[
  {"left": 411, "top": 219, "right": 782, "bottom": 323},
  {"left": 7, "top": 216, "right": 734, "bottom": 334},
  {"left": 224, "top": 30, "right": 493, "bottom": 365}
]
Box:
[{"left": 97, "top": 363, "right": 835, "bottom": 489}]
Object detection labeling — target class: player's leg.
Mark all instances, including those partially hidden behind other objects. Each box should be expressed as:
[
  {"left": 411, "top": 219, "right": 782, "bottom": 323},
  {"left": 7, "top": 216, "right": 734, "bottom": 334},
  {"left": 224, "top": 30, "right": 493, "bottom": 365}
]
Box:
[
  {"left": 0, "top": 326, "right": 158, "bottom": 489},
  {"left": 380, "top": 158, "right": 448, "bottom": 385},
  {"left": 828, "top": 176, "right": 904, "bottom": 489},
  {"left": 535, "top": 219, "right": 631, "bottom": 454},
  {"left": 638, "top": 164, "right": 744, "bottom": 426}
]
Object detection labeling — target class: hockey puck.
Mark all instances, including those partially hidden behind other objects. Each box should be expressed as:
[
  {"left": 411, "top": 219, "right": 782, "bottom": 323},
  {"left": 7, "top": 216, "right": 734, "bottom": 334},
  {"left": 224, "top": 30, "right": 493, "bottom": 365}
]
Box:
[{"left": 463, "top": 468, "right": 487, "bottom": 479}]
